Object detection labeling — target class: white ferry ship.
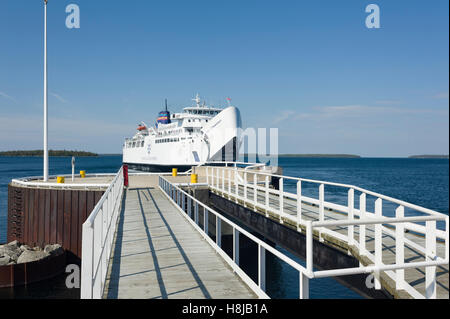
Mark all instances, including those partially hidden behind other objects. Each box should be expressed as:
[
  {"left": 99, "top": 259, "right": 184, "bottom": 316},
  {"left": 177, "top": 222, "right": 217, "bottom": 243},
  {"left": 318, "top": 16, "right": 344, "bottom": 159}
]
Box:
[{"left": 123, "top": 94, "right": 242, "bottom": 172}]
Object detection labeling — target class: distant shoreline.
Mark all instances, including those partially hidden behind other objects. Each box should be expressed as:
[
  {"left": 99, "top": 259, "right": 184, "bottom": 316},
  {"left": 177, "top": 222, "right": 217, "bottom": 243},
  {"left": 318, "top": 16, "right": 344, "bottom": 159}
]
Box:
[
  {"left": 0, "top": 150, "right": 98, "bottom": 157},
  {"left": 278, "top": 154, "right": 361, "bottom": 158},
  {"left": 1, "top": 152, "right": 448, "bottom": 159},
  {"left": 408, "top": 155, "right": 449, "bottom": 159},
  {"left": 244, "top": 154, "right": 361, "bottom": 158}
]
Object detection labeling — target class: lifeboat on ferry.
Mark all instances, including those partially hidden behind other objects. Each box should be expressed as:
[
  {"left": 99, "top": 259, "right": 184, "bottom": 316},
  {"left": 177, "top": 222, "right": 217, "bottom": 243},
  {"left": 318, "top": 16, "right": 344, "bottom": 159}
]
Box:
[{"left": 137, "top": 125, "right": 147, "bottom": 131}]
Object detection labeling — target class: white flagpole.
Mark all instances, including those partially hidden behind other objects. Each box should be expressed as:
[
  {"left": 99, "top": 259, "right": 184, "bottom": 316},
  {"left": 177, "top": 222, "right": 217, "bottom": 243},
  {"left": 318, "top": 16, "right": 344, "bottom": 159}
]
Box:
[{"left": 43, "top": 0, "right": 49, "bottom": 181}]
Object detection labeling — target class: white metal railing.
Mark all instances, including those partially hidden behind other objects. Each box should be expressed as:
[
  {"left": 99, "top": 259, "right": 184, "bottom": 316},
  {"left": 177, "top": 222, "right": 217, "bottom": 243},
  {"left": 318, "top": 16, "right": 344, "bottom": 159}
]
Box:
[
  {"left": 159, "top": 175, "right": 313, "bottom": 299},
  {"left": 205, "top": 165, "right": 449, "bottom": 299},
  {"left": 11, "top": 173, "right": 115, "bottom": 189},
  {"left": 81, "top": 166, "right": 124, "bottom": 299}
]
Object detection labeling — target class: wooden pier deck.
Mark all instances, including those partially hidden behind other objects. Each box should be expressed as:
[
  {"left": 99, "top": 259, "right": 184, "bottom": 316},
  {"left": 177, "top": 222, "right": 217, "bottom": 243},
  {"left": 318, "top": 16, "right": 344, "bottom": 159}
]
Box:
[
  {"left": 211, "top": 183, "right": 449, "bottom": 299},
  {"left": 103, "top": 187, "right": 256, "bottom": 299}
]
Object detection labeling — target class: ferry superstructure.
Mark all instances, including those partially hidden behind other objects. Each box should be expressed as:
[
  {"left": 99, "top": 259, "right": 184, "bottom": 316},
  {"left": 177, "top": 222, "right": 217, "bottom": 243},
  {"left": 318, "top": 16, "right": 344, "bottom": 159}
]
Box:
[{"left": 122, "top": 94, "right": 242, "bottom": 172}]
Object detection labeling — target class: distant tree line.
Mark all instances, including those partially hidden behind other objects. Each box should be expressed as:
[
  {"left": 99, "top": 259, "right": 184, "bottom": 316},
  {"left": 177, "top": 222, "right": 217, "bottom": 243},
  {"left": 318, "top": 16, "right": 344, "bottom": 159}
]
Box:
[
  {"left": 0, "top": 150, "right": 98, "bottom": 157},
  {"left": 408, "top": 155, "right": 449, "bottom": 159},
  {"left": 242, "top": 153, "right": 361, "bottom": 158}
]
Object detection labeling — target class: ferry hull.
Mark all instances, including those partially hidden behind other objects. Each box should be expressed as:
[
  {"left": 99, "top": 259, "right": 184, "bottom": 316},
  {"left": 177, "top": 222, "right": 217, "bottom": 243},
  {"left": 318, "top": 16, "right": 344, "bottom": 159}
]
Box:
[{"left": 124, "top": 162, "right": 192, "bottom": 173}]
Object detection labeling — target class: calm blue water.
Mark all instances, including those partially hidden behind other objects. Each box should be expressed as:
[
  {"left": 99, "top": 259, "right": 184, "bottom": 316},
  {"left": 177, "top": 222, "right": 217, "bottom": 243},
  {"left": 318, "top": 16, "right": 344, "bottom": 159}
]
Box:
[{"left": 0, "top": 156, "right": 448, "bottom": 299}]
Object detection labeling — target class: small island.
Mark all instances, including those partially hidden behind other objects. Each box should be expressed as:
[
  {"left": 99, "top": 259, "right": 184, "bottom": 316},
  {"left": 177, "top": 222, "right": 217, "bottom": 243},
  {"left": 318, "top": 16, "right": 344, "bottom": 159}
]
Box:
[
  {"left": 0, "top": 150, "right": 98, "bottom": 157},
  {"left": 408, "top": 155, "right": 449, "bottom": 159}
]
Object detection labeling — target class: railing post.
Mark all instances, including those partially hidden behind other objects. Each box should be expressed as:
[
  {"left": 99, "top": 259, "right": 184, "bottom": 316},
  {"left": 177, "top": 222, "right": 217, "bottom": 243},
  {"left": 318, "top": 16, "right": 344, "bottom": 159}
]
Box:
[
  {"left": 297, "top": 181, "right": 302, "bottom": 232},
  {"left": 374, "top": 198, "right": 382, "bottom": 290},
  {"left": 182, "top": 192, "right": 185, "bottom": 212},
  {"left": 425, "top": 220, "right": 437, "bottom": 299},
  {"left": 359, "top": 193, "right": 366, "bottom": 256},
  {"left": 228, "top": 168, "right": 231, "bottom": 198},
  {"left": 319, "top": 184, "right": 324, "bottom": 222},
  {"left": 216, "top": 167, "right": 219, "bottom": 189},
  {"left": 258, "top": 245, "right": 266, "bottom": 291},
  {"left": 188, "top": 197, "right": 192, "bottom": 219},
  {"left": 211, "top": 167, "right": 214, "bottom": 189},
  {"left": 446, "top": 216, "right": 449, "bottom": 263},
  {"left": 206, "top": 166, "right": 209, "bottom": 185},
  {"left": 222, "top": 168, "right": 225, "bottom": 191},
  {"left": 306, "top": 221, "right": 313, "bottom": 275},
  {"left": 395, "top": 205, "right": 405, "bottom": 290},
  {"left": 194, "top": 202, "right": 199, "bottom": 225},
  {"left": 253, "top": 173, "right": 257, "bottom": 208},
  {"left": 204, "top": 207, "right": 209, "bottom": 236},
  {"left": 265, "top": 175, "right": 269, "bottom": 217},
  {"left": 233, "top": 228, "right": 240, "bottom": 266},
  {"left": 279, "top": 178, "right": 284, "bottom": 224},
  {"left": 244, "top": 172, "right": 247, "bottom": 205},
  {"left": 216, "top": 217, "right": 222, "bottom": 248},
  {"left": 299, "top": 272, "right": 309, "bottom": 299},
  {"left": 81, "top": 223, "right": 94, "bottom": 299},
  {"left": 319, "top": 184, "right": 324, "bottom": 242},
  {"left": 235, "top": 167, "right": 239, "bottom": 203},
  {"left": 348, "top": 188, "right": 354, "bottom": 248}
]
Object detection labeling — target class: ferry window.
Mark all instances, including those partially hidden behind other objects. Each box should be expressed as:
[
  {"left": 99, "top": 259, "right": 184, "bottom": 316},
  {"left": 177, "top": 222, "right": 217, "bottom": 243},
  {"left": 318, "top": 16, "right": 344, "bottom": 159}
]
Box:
[{"left": 141, "top": 141, "right": 144, "bottom": 147}]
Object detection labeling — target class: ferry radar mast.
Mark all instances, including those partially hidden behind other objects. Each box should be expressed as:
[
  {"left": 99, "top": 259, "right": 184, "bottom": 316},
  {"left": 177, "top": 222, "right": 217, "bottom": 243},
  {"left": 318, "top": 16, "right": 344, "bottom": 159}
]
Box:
[{"left": 192, "top": 93, "right": 201, "bottom": 107}]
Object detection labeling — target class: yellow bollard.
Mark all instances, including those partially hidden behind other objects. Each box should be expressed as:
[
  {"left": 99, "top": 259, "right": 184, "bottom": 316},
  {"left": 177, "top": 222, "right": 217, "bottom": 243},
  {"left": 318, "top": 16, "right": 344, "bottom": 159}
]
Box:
[
  {"left": 172, "top": 168, "right": 178, "bottom": 177},
  {"left": 190, "top": 174, "right": 198, "bottom": 184},
  {"left": 80, "top": 170, "right": 86, "bottom": 178},
  {"left": 57, "top": 176, "right": 65, "bottom": 184}
]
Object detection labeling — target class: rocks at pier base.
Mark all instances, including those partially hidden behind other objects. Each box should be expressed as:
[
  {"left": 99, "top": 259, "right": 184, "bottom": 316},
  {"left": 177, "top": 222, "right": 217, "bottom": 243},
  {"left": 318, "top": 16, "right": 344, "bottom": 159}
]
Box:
[
  {"left": 0, "top": 255, "right": 10, "bottom": 266},
  {"left": 44, "top": 244, "right": 64, "bottom": 256},
  {"left": 17, "top": 250, "right": 50, "bottom": 264},
  {"left": 0, "top": 241, "right": 63, "bottom": 266}
]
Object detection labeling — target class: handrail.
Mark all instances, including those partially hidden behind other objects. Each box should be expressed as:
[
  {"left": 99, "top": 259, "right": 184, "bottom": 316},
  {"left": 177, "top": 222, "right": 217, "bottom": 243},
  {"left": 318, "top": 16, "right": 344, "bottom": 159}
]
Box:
[
  {"left": 205, "top": 165, "right": 449, "bottom": 299},
  {"left": 81, "top": 166, "right": 125, "bottom": 299},
  {"left": 220, "top": 166, "right": 446, "bottom": 217},
  {"left": 159, "top": 175, "right": 312, "bottom": 299},
  {"left": 11, "top": 173, "right": 116, "bottom": 189}
]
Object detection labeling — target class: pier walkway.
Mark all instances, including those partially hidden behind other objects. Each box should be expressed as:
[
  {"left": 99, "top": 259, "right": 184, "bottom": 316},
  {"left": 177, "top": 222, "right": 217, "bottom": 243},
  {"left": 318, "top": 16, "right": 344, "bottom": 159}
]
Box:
[{"left": 103, "top": 187, "right": 255, "bottom": 299}]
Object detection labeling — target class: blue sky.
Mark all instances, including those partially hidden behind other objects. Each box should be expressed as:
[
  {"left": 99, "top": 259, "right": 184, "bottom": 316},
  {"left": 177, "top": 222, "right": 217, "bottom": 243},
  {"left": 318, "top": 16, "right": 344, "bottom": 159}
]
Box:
[{"left": 0, "top": 0, "right": 448, "bottom": 156}]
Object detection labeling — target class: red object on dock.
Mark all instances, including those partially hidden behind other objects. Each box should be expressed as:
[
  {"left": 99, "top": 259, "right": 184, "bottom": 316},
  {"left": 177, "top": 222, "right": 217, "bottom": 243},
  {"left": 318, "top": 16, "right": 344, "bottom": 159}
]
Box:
[{"left": 123, "top": 164, "right": 129, "bottom": 187}]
